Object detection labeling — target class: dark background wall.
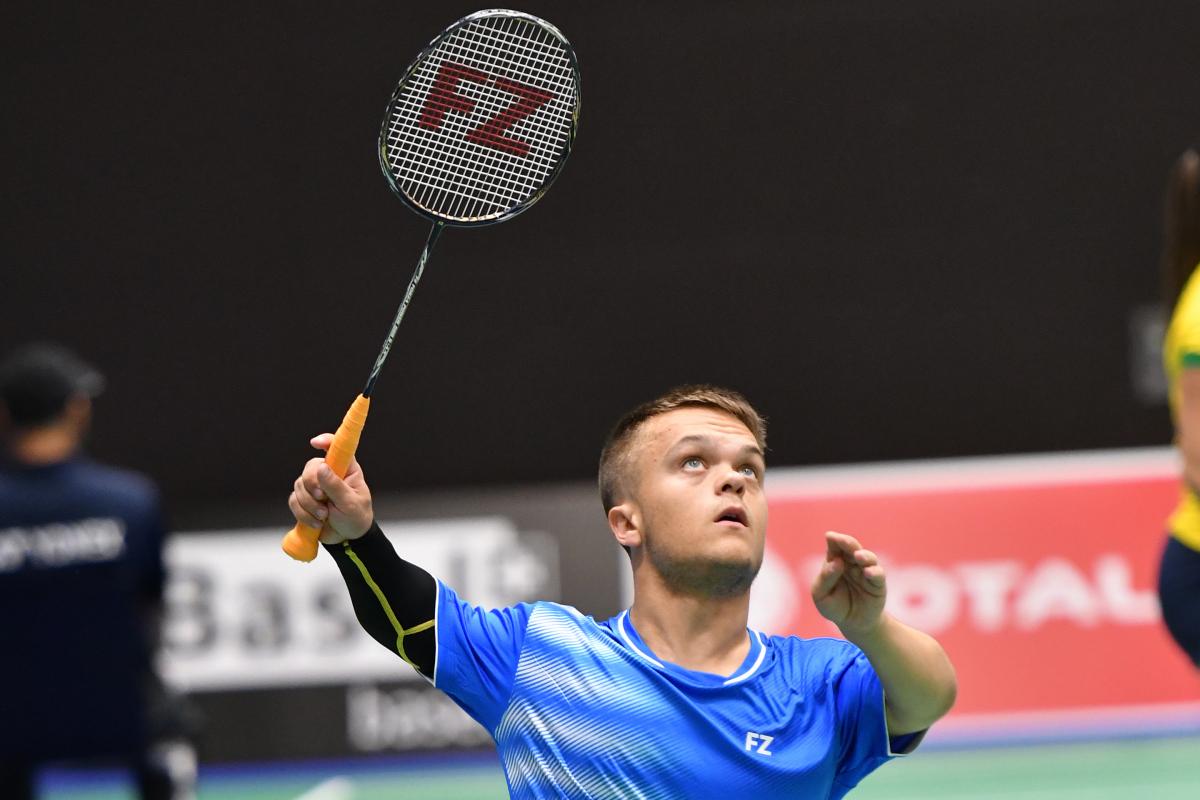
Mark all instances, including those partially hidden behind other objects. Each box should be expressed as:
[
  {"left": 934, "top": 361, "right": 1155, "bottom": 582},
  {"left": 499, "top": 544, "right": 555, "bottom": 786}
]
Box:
[{"left": 5, "top": 1, "right": 1200, "bottom": 518}]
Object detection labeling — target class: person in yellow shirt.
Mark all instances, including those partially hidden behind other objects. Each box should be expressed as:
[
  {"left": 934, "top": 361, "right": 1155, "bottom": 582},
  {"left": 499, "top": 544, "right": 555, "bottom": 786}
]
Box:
[{"left": 1160, "top": 144, "right": 1200, "bottom": 668}]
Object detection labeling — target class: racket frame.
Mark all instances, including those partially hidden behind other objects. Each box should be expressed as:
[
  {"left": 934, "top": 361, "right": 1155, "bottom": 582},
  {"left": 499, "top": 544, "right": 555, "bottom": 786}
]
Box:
[{"left": 377, "top": 8, "right": 581, "bottom": 228}]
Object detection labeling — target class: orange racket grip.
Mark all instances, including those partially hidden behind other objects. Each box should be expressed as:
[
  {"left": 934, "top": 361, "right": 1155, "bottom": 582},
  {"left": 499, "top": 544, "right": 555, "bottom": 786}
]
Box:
[{"left": 281, "top": 394, "right": 371, "bottom": 562}]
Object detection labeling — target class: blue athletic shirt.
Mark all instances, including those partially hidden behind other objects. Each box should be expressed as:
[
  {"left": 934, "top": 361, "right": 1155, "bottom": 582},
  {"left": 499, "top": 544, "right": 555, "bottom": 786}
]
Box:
[{"left": 434, "top": 581, "right": 919, "bottom": 799}]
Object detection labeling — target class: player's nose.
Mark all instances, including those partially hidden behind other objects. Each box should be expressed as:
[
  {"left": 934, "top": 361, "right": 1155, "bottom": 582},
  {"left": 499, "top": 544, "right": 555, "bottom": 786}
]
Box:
[{"left": 718, "top": 467, "right": 747, "bottom": 495}]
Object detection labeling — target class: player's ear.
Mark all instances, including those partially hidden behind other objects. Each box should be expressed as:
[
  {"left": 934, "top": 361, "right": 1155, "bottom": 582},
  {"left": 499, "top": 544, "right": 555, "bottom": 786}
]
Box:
[
  {"left": 607, "top": 502, "right": 642, "bottom": 550},
  {"left": 64, "top": 395, "right": 91, "bottom": 432}
]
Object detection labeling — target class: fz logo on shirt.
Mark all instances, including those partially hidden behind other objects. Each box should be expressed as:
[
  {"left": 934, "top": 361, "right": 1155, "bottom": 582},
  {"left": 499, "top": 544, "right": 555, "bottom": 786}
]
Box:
[{"left": 744, "top": 732, "right": 775, "bottom": 756}]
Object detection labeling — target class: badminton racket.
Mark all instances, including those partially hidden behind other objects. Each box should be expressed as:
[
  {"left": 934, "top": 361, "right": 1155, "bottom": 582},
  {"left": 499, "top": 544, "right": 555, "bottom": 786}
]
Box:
[{"left": 282, "top": 9, "right": 581, "bottom": 561}]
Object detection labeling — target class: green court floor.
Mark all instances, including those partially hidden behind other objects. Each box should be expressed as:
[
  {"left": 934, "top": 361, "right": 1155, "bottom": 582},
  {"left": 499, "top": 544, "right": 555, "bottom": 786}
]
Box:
[
  {"left": 42, "top": 735, "right": 1200, "bottom": 799},
  {"left": 851, "top": 736, "right": 1200, "bottom": 799}
]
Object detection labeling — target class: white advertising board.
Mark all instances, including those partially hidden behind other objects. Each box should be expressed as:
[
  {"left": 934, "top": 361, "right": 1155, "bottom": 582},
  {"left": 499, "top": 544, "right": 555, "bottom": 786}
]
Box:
[{"left": 160, "top": 517, "right": 556, "bottom": 690}]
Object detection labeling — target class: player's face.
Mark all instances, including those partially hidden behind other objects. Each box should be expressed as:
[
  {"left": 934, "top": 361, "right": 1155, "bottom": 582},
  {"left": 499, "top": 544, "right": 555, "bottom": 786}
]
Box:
[{"left": 628, "top": 407, "right": 768, "bottom": 598}]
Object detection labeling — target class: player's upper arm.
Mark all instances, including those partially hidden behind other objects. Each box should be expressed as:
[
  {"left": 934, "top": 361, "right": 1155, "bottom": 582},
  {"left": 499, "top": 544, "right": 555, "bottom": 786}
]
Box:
[
  {"left": 435, "top": 582, "right": 534, "bottom": 732},
  {"left": 829, "top": 646, "right": 922, "bottom": 788}
]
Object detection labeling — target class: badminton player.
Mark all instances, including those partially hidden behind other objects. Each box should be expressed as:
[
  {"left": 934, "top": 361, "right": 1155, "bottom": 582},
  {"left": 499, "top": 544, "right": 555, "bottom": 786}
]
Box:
[{"left": 288, "top": 385, "right": 956, "bottom": 797}]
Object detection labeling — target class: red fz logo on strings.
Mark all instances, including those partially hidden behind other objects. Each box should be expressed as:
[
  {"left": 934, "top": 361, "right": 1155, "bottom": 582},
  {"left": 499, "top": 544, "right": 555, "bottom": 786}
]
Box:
[{"left": 418, "top": 61, "right": 554, "bottom": 157}]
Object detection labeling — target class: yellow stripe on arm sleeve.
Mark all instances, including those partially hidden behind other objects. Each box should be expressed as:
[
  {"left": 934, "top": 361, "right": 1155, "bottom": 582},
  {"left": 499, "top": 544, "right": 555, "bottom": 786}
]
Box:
[
  {"left": 344, "top": 542, "right": 435, "bottom": 670},
  {"left": 322, "top": 523, "right": 439, "bottom": 677}
]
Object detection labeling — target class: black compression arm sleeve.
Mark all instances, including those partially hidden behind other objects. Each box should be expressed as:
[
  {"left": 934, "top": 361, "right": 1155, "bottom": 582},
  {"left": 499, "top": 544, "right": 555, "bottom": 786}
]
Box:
[{"left": 323, "top": 522, "right": 437, "bottom": 679}]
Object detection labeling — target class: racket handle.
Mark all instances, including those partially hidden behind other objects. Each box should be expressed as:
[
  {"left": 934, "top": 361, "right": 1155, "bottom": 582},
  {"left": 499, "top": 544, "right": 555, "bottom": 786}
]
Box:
[{"left": 281, "top": 394, "right": 372, "bottom": 562}]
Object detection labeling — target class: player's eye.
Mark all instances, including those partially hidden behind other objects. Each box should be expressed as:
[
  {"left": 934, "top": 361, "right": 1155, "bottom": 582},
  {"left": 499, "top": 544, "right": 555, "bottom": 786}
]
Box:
[
  {"left": 740, "top": 460, "right": 766, "bottom": 480},
  {"left": 682, "top": 457, "right": 704, "bottom": 470}
]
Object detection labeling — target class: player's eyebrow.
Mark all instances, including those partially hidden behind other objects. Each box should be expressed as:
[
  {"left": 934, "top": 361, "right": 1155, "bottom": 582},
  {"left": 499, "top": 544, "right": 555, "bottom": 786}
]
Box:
[{"left": 668, "top": 434, "right": 764, "bottom": 462}]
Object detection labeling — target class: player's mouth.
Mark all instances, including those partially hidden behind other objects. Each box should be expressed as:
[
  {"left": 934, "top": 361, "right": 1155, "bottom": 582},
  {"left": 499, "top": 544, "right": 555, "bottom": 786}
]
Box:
[{"left": 714, "top": 506, "right": 748, "bottom": 528}]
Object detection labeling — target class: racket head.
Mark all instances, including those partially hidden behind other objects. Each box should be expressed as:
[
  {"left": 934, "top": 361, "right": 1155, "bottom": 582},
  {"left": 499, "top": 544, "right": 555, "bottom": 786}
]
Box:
[{"left": 378, "top": 9, "right": 581, "bottom": 227}]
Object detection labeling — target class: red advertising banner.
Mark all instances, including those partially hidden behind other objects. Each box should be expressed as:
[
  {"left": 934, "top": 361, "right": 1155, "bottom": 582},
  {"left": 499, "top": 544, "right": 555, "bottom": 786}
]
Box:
[{"left": 750, "top": 448, "right": 1200, "bottom": 738}]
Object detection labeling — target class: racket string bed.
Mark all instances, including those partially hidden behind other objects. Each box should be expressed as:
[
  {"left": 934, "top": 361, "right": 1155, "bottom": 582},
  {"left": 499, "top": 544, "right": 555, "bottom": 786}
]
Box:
[
  {"left": 386, "top": 101, "right": 561, "bottom": 215},
  {"left": 382, "top": 16, "right": 578, "bottom": 222},
  {"left": 434, "top": 21, "right": 575, "bottom": 141},
  {"left": 385, "top": 19, "right": 576, "bottom": 218}
]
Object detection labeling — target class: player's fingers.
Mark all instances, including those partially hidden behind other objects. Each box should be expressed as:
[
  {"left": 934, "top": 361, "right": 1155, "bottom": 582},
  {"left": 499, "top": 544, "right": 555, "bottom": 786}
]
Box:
[
  {"left": 824, "top": 532, "right": 842, "bottom": 560},
  {"left": 811, "top": 556, "right": 844, "bottom": 596},
  {"left": 317, "top": 463, "right": 358, "bottom": 509},
  {"left": 288, "top": 489, "right": 325, "bottom": 530},
  {"left": 824, "top": 531, "right": 846, "bottom": 557},
  {"left": 863, "top": 565, "right": 886, "bottom": 585},
  {"left": 341, "top": 455, "right": 366, "bottom": 487},
  {"left": 310, "top": 433, "right": 335, "bottom": 451},
  {"left": 301, "top": 457, "right": 328, "bottom": 501},
  {"left": 846, "top": 564, "right": 866, "bottom": 588},
  {"left": 293, "top": 476, "right": 329, "bottom": 521},
  {"left": 854, "top": 549, "right": 878, "bottom": 568},
  {"left": 826, "top": 530, "right": 864, "bottom": 556}
]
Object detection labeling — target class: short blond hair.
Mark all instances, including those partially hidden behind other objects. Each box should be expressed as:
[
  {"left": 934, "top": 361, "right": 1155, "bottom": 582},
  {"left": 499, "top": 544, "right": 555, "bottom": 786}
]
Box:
[{"left": 598, "top": 385, "right": 767, "bottom": 512}]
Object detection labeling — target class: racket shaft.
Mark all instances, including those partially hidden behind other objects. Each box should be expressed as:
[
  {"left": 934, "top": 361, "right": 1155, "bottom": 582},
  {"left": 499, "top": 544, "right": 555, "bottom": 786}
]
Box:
[
  {"left": 281, "top": 394, "right": 371, "bottom": 561},
  {"left": 363, "top": 221, "right": 443, "bottom": 397}
]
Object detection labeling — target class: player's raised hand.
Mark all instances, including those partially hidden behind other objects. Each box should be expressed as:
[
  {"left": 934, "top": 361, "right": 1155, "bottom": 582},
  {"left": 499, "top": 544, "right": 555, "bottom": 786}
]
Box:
[
  {"left": 810, "top": 531, "right": 888, "bottom": 637},
  {"left": 288, "top": 433, "right": 374, "bottom": 545}
]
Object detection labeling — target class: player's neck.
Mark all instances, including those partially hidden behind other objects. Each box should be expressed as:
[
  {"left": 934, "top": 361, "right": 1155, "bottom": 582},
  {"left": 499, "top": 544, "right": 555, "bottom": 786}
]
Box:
[
  {"left": 10, "top": 426, "right": 80, "bottom": 466},
  {"left": 628, "top": 578, "right": 751, "bottom": 677}
]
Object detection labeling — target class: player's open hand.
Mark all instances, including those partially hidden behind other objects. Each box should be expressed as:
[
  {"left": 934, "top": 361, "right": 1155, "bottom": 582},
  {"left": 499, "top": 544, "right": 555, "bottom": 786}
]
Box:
[
  {"left": 810, "top": 531, "right": 887, "bottom": 638},
  {"left": 288, "top": 433, "right": 374, "bottom": 545}
]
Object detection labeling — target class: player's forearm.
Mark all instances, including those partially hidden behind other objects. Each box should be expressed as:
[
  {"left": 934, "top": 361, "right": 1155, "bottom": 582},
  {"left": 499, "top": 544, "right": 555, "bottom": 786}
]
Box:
[
  {"left": 842, "top": 614, "right": 957, "bottom": 735},
  {"left": 324, "top": 522, "right": 438, "bottom": 677}
]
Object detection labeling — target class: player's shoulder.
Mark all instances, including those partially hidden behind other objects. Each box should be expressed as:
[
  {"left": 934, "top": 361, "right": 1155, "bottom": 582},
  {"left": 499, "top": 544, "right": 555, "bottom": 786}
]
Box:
[
  {"left": 0, "top": 456, "right": 160, "bottom": 521},
  {"left": 763, "top": 633, "right": 868, "bottom": 681},
  {"left": 58, "top": 460, "right": 165, "bottom": 534},
  {"left": 526, "top": 598, "right": 597, "bottom": 627},
  {"left": 74, "top": 458, "right": 156, "bottom": 490},
  {"left": 442, "top": 588, "right": 594, "bottom": 634},
  {"left": 438, "top": 586, "right": 618, "bottom": 652},
  {"left": 521, "top": 599, "right": 622, "bottom": 643},
  {"left": 764, "top": 632, "right": 861, "bottom": 657},
  {"left": 71, "top": 458, "right": 160, "bottom": 504}
]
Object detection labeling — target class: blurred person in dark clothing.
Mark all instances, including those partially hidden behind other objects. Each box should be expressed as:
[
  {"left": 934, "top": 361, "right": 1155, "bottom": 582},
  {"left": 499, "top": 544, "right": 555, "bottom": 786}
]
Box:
[{"left": 0, "top": 343, "right": 198, "bottom": 799}]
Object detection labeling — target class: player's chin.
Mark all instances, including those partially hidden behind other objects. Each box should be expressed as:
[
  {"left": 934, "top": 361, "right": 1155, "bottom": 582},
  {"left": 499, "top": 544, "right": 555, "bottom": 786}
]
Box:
[
  {"left": 700, "top": 556, "right": 760, "bottom": 598},
  {"left": 658, "top": 551, "right": 762, "bottom": 599},
  {"left": 709, "top": 527, "right": 763, "bottom": 560}
]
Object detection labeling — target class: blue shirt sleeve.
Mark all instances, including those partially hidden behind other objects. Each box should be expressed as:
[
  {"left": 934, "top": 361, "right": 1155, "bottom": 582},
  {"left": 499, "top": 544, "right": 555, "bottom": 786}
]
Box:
[
  {"left": 434, "top": 580, "right": 534, "bottom": 733},
  {"left": 829, "top": 645, "right": 917, "bottom": 792}
]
